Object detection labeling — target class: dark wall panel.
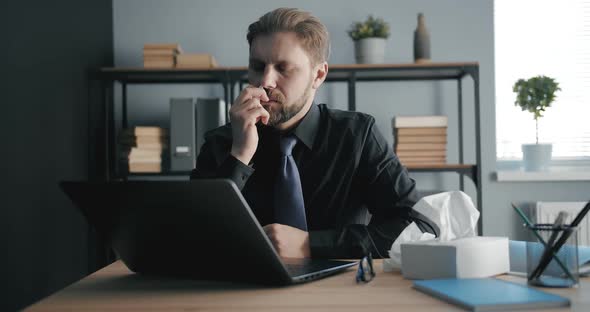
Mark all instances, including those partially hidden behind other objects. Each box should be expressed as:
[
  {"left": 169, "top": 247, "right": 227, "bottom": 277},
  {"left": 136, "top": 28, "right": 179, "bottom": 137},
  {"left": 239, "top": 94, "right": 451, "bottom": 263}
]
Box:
[{"left": 0, "top": 1, "right": 113, "bottom": 310}]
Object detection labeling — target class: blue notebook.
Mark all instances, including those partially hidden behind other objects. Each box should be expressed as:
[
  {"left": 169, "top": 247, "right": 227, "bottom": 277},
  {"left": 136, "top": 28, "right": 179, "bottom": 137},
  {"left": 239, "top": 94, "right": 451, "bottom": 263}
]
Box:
[{"left": 413, "top": 278, "right": 570, "bottom": 311}]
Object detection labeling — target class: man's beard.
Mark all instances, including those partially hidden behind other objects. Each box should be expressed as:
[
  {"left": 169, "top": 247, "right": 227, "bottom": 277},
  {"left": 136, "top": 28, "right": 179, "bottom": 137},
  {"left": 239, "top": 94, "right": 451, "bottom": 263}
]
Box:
[{"left": 265, "top": 79, "right": 313, "bottom": 127}]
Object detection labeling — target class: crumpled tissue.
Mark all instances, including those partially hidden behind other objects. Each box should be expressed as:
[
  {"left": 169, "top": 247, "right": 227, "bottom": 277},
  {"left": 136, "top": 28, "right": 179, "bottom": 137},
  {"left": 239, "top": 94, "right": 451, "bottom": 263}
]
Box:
[{"left": 383, "top": 190, "right": 479, "bottom": 272}]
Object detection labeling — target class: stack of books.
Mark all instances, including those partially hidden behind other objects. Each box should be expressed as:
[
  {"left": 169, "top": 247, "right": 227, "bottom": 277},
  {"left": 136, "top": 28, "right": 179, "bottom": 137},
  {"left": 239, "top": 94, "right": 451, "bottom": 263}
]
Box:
[
  {"left": 392, "top": 115, "right": 447, "bottom": 166},
  {"left": 119, "top": 126, "right": 168, "bottom": 173},
  {"left": 176, "top": 53, "right": 218, "bottom": 69},
  {"left": 143, "top": 43, "right": 183, "bottom": 68}
]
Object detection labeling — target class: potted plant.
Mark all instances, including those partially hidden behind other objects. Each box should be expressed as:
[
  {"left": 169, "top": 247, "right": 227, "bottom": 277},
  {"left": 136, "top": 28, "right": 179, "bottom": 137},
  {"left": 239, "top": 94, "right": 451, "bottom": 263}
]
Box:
[
  {"left": 513, "top": 75, "right": 561, "bottom": 171},
  {"left": 348, "top": 15, "right": 390, "bottom": 64}
]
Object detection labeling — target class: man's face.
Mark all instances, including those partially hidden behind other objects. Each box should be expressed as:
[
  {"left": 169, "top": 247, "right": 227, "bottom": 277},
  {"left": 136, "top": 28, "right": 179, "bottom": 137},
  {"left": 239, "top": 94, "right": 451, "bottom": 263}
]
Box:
[{"left": 248, "top": 32, "right": 317, "bottom": 127}]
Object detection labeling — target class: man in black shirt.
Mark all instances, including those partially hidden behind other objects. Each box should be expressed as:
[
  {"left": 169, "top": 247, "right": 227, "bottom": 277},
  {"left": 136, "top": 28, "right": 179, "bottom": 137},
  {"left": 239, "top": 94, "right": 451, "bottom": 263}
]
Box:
[{"left": 191, "top": 8, "right": 436, "bottom": 259}]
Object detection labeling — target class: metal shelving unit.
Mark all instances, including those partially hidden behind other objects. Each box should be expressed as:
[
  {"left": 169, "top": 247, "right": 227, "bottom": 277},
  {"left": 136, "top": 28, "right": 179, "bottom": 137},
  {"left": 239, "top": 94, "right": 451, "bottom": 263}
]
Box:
[{"left": 90, "top": 62, "right": 482, "bottom": 230}]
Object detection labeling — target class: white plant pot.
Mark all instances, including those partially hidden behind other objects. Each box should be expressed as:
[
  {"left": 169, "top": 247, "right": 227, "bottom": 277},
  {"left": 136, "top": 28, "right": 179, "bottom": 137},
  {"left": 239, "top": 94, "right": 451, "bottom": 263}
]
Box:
[
  {"left": 354, "top": 38, "right": 386, "bottom": 64},
  {"left": 522, "top": 143, "right": 552, "bottom": 171}
]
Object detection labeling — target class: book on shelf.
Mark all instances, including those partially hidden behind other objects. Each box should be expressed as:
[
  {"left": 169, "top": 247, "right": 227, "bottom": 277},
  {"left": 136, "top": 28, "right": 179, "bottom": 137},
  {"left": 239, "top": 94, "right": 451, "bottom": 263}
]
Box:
[
  {"left": 176, "top": 53, "right": 218, "bottom": 68},
  {"left": 119, "top": 126, "right": 168, "bottom": 173},
  {"left": 128, "top": 162, "right": 162, "bottom": 173},
  {"left": 393, "top": 115, "right": 448, "bottom": 128},
  {"left": 143, "top": 59, "right": 175, "bottom": 68},
  {"left": 398, "top": 155, "right": 446, "bottom": 162},
  {"left": 129, "top": 142, "right": 168, "bottom": 150},
  {"left": 400, "top": 157, "right": 447, "bottom": 166},
  {"left": 125, "top": 151, "right": 163, "bottom": 172},
  {"left": 143, "top": 43, "right": 183, "bottom": 53},
  {"left": 143, "top": 55, "right": 176, "bottom": 63},
  {"left": 128, "top": 147, "right": 163, "bottom": 158},
  {"left": 143, "top": 49, "right": 177, "bottom": 57},
  {"left": 129, "top": 156, "right": 161, "bottom": 163},
  {"left": 143, "top": 43, "right": 182, "bottom": 68},
  {"left": 133, "top": 135, "right": 167, "bottom": 145},
  {"left": 395, "top": 127, "right": 447, "bottom": 136},
  {"left": 402, "top": 161, "right": 447, "bottom": 167},
  {"left": 395, "top": 150, "right": 446, "bottom": 157},
  {"left": 119, "top": 137, "right": 168, "bottom": 150},
  {"left": 119, "top": 134, "right": 167, "bottom": 145},
  {"left": 120, "top": 126, "right": 168, "bottom": 137},
  {"left": 392, "top": 116, "right": 448, "bottom": 164},
  {"left": 396, "top": 135, "right": 447, "bottom": 144},
  {"left": 395, "top": 142, "right": 446, "bottom": 151}
]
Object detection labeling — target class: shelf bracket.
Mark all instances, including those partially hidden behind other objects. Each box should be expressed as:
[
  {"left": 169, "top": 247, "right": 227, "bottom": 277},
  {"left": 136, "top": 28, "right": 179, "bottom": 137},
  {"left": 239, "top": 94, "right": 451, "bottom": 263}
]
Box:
[{"left": 347, "top": 73, "right": 356, "bottom": 111}]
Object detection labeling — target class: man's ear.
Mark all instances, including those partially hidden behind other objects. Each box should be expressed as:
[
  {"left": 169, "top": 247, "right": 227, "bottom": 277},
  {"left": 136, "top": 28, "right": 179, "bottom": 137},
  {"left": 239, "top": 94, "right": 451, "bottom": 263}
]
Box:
[{"left": 312, "top": 62, "right": 328, "bottom": 89}]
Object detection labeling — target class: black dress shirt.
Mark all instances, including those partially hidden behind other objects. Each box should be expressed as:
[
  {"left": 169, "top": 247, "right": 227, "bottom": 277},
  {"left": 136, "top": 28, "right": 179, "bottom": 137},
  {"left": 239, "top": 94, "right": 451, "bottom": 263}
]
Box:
[{"left": 191, "top": 103, "right": 437, "bottom": 258}]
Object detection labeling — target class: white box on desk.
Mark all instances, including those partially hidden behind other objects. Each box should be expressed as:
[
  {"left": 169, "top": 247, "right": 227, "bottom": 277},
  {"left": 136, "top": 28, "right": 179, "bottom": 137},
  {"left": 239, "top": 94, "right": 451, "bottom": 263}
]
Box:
[{"left": 401, "top": 236, "right": 509, "bottom": 279}]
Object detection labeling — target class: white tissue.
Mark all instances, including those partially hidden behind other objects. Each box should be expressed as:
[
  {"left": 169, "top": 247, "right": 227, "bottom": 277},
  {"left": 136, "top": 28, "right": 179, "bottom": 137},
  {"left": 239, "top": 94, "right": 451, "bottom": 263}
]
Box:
[
  {"left": 384, "top": 222, "right": 434, "bottom": 272},
  {"left": 383, "top": 191, "right": 479, "bottom": 272}
]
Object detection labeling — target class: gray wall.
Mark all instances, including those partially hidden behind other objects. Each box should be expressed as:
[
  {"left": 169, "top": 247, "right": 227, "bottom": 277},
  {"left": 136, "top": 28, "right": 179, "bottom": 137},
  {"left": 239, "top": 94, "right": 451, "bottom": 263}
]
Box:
[
  {"left": 112, "top": 0, "right": 590, "bottom": 240},
  {"left": 0, "top": 1, "right": 114, "bottom": 310}
]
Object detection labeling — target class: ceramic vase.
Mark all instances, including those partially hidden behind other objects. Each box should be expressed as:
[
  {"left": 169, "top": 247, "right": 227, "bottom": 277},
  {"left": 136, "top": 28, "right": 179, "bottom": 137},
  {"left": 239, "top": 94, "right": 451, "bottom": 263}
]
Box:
[{"left": 413, "top": 13, "right": 431, "bottom": 63}]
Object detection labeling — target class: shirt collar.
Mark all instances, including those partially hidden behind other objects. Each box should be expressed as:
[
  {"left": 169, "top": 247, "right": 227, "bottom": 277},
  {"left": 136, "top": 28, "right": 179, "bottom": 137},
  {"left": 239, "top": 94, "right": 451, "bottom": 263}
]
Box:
[{"left": 293, "top": 103, "right": 320, "bottom": 150}]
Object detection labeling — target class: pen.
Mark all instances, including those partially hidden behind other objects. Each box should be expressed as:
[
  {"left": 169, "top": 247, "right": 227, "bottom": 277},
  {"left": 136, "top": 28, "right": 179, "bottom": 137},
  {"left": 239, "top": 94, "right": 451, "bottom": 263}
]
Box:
[
  {"left": 529, "top": 211, "right": 568, "bottom": 280},
  {"left": 532, "top": 201, "right": 590, "bottom": 281},
  {"left": 510, "top": 203, "right": 575, "bottom": 281}
]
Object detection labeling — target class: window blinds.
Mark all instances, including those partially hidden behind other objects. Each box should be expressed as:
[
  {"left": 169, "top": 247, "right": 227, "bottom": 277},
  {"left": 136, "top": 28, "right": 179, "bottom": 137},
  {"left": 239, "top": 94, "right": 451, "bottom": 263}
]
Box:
[{"left": 495, "top": 0, "right": 590, "bottom": 159}]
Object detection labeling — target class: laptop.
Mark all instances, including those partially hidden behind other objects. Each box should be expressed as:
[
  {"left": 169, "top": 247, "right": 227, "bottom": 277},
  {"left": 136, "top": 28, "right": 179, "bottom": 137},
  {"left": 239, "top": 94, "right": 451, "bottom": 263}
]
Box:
[{"left": 60, "top": 179, "right": 356, "bottom": 285}]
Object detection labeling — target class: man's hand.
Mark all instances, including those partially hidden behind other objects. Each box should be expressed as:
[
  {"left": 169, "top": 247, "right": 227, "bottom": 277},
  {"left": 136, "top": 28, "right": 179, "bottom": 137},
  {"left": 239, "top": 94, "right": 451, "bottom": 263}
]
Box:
[
  {"left": 229, "top": 86, "right": 270, "bottom": 165},
  {"left": 263, "top": 224, "right": 311, "bottom": 258}
]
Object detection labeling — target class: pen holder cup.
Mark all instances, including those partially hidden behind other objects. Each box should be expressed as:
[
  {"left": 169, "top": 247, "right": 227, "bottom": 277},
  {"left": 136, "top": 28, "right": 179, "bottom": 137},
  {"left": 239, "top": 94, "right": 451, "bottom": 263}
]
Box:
[{"left": 526, "top": 224, "right": 579, "bottom": 288}]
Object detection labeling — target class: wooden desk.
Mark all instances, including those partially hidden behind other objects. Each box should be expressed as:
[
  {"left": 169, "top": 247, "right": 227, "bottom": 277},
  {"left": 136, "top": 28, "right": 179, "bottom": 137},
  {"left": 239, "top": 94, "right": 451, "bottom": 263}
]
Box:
[{"left": 27, "top": 260, "right": 589, "bottom": 311}]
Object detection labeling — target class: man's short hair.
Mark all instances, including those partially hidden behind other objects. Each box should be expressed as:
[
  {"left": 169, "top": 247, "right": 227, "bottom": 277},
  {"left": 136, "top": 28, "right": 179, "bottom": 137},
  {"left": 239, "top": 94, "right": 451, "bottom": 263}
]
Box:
[{"left": 247, "top": 8, "right": 330, "bottom": 65}]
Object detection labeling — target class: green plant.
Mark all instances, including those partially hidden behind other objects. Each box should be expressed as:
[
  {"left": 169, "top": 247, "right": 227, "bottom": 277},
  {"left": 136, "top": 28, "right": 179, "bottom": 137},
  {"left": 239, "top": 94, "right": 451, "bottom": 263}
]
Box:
[
  {"left": 348, "top": 15, "right": 390, "bottom": 41},
  {"left": 513, "top": 75, "right": 561, "bottom": 144}
]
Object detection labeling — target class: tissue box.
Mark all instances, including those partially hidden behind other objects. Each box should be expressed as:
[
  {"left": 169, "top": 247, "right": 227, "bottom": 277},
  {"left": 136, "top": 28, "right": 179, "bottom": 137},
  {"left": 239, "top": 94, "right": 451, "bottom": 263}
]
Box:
[{"left": 401, "top": 236, "right": 509, "bottom": 279}]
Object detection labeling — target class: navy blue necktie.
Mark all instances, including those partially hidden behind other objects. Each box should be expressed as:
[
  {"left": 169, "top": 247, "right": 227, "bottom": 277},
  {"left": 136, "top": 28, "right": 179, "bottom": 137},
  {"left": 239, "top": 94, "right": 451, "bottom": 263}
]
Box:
[{"left": 274, "top": 135, "right": 307, "bottom": 231}]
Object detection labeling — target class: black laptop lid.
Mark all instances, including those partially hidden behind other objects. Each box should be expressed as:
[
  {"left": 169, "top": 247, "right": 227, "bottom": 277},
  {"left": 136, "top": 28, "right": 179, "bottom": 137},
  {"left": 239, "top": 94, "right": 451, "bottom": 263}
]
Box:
[{"left": 60, "top": 179, "right": 292, "bottom": 285}]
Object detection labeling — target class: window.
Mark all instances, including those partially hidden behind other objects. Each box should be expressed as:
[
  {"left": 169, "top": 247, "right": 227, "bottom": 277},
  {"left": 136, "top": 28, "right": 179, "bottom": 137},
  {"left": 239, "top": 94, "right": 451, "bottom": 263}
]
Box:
[{"left": 495, "top": 0, "right": 590, "bottom": 161}]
